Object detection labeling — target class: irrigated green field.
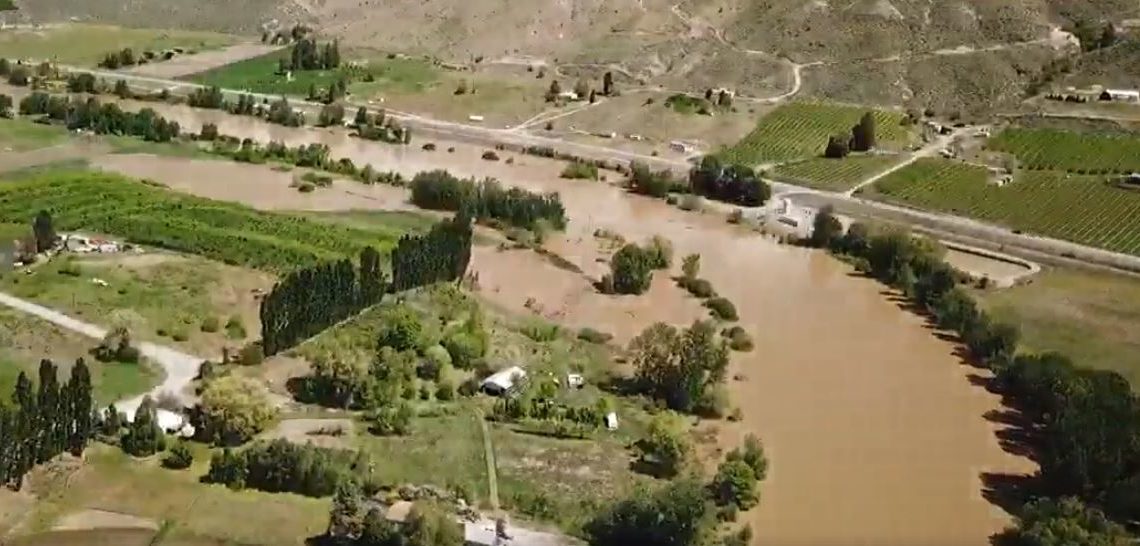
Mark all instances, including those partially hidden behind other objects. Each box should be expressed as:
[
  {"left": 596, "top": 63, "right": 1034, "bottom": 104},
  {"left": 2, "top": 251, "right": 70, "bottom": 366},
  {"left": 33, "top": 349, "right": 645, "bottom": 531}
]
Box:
[
  {"left": 769, "top": 154, "right": 903, "bottom": 191},
  {"left": 188, "top": 50, "right": 439, "bottom": 97},
  {"left": 721, "top": 102, "right": 913, "bottom": 165},
  {"left": 986, "top": 127, "right": 1140, "bottom": 174},
  {"left": 868, "top": 157, "right": 1140, "bottom": 256},
  {"left": 0, "top": 170, "right": 401, "bottom": 271}
]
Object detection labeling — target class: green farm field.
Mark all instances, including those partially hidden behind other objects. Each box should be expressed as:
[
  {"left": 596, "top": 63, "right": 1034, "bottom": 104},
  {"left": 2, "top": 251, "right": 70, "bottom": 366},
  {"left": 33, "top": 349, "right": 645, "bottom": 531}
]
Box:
[
  {"left": 866, "top": 158, "right": 1140, "bottom": 256},
  {"left": 769, "top": 154, "right": 903, "bottom": 191},
  {"left": 721, "top": 102, "right": 913, "bottom": 165},
  {"left": 187, "top": 50, "right": 439, "bottom": 97},
  {"left": 0, "top": 24, "right": 237, "bottom": 66},
  {"left": 986, "top": 127, "right": 1140, "bottom": 174},
  {"left": 0, "top": 170, "right": 402, "bottom": 272}
]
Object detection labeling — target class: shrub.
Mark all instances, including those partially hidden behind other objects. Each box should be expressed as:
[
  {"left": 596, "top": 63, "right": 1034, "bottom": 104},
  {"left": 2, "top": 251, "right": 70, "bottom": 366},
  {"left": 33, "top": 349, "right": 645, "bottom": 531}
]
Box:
[
  {"left": 163, "top": 441, "right": 194, "bottom": 469},
  {"left": 238, "top": 342, "right": 264, "bottom": 366},
  {"left": 723, "top": 326, "right": 754, "bottom": 352},
  {"left": 443, "top": 332, "right": 485, "bottom": 369},
  {"left": 370, "top": 403, "right": 413, "bottom": 436},
  {"left": 561, "top": 161, "right": 599, "bottom": 180},
  {"left": 705, "top": 297, "right": 738, "bottom": 321},
  {"left": 197, "top": 375, "right": 278, "bottom": 445},
  {"left": 727, "top": 209, "right": 744, "bottom": 224},
  {"left": 435, "top": 380, "right": 456, "bottom": 401},
  {"left": 682, "top": 277, "right": 716, "bottom": 298},
  {"left": 171, "top": 330, "right": 189, "bottom": 342},
  {"left": 200, "top": 316, "right": 220, "bottom": 333},
  {"left": 608, "top": 243, "right": 655, "bottom": 295},
  {"left": 521, "top": 319, "right": 560, "bottom": 342},
  {"left": 679, "top": 194, "right": 703, "bottom": 211},
  {"left": 297, "top": 182, "right": 316, "bottom": 194},
  {"left": 645, "top": 235, "right": 673, "bottom": 269},
  {"left": 482, "top": 150, "right": 500, "bottom": 161},
  {"left": 422, "top": 143, "right": 436, "bottom": 151},
  {"left": 578, "top": 327, "right": 613, "bottom": 344},
  {"left": 225, "top": 316, "right": 246, "bottom": 339},
  {"left": 377, "top": 305, "right": 423, "bottom": 352}
]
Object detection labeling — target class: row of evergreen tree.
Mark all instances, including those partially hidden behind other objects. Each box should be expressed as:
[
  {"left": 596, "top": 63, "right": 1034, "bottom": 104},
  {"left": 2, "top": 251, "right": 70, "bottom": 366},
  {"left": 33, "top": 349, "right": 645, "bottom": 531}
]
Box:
[
  {"left": 409, "top": 170, "right": 567, "bottom": 231},
  {"left": 20, "top": 93, "right": 182, "bottom": 143},
  {"left": 260, "top": 247, "right": 387, "bottom": 356},
  {"left": 392, "top": 214, "right": 474, "bottom": 292},
  {"left": 0, "top": 360, "right": 95, "bottom": 488},
  {"left": 286, "top": 39, "right": 341, "bottom": 72}
]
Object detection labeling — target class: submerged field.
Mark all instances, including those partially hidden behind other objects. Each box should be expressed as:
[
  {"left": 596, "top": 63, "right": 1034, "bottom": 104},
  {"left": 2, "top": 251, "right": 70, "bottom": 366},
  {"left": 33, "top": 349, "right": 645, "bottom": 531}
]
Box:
[
  {"left": 720, "top": 102, "right": 913, "bottom": 165},
  {"left": 0, "top": 24, "right": 237, "bottom": 66},
  {"left": 866, "top": 157, "right": 1140, "bottom": 256}
]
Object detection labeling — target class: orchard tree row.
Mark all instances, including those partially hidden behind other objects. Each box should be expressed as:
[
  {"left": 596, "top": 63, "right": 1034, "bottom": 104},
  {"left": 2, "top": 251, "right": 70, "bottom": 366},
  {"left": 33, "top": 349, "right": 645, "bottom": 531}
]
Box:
[
  {"left": 20, "top": 92, "right": 181, "bottom": 142},
  {"left": 0, "top": 359, "right": 95, "bottom": 488},
  {"left": 260, "top": 246, "right": 387, "bottom": 356}
]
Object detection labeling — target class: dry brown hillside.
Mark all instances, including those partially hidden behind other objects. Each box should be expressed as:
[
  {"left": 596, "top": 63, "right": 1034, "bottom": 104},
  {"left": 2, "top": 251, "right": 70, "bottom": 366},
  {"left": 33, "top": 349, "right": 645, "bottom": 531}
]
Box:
[{"left": 5, "top": 0, "right": 1138, "bottom": 113}]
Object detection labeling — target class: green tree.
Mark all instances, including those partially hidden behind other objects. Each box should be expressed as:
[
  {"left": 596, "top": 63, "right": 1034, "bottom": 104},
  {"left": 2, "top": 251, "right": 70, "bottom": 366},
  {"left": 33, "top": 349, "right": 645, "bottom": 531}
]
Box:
[
  {"left": 369, "top": 402, "right": 413, "bottom": 436},
  {"left": 197, "top": 376, "right": 277, "bottom": 445},
  {"left": 645, "top": 235, "right": 673, "bottom": 269},
  {"left": 65, "top": 358, "right": 93, "bottom": 455},
  {"left": 162, "top": 441, "right": 194, "bottom": 469},
  {"left": 607, "top": 244, "right": 654, "bottom": 294},
  {"left": 121, "top": 396, "right": 166, "bottom": 457},
  {"left": 327, "top": 480, "right": 366, "bottom": 539},
  {"left": 638, "top": 411, "right": 691, "bottom": 477},
  {"left": 308, "top": 357, "right": 369, "bottom": 408},
  {"left": 809, "top": 205, "right": 843, "bottom": 249},
  {"left": 631, "top": 321, "right": 728, "bottom": 413},
  {"left": 402, "top": 503, "right": 464, "bottom": 546},
  {"left": 0, "top": 94, "right": 12, "bottom": 118},
  {"left": 850, "top": 112, "right": 876, "bottom": 152},
  {"left": 545, "top": 79, "right": 562, "bottom": 102},
  {"left": 32, "top": 210, "right": 56, "bottom": 253},
  {"left": 573, "top": 79, "right": 590, "bottom": 99},
  {"left": 730, "top": 433, "right": 768, "bottom": 480},
  {"left": 36, "top": 360, "right": 61, "bottom": 462},
  {"left": 824, "top": 134, "right": 850, "bottom": 158},
  {"left": 711, "top": 458, "right": 758, "bottom": 509},
  {"left": 354, "top": 106, "right": 369, "bottom": 126},
  {"left": 1004, "top": 497, "right": 1130, "bottom": 546},
  {"left": 377, "top": 305, "right": 424, "bottom": 352},
  {"left": 586, "top": 478, "right": 712, "bottom": 546},
  {"left": 603, "top": 71, "right": 614, "bottom": 95},
  {"left": 114, "top": 79, "right": 132, "bottom": 99}
]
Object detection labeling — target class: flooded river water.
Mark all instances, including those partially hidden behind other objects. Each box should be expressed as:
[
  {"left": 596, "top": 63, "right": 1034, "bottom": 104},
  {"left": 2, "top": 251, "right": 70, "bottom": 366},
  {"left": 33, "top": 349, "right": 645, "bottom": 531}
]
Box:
[{"left": 81, "top": 102, "right": 1035, "bottom": 544}]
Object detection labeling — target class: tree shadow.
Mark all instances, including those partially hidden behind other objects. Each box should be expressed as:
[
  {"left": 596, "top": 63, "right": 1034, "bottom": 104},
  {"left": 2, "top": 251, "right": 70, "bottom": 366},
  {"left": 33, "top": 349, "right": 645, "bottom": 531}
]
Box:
[
  {"left": 984, "top": 408, "right": 1042, "bottom": 462},
  {"left": 981, "top": 471, "right": 1040, "bottom": 519},
  {"left": 597, "top": 374, "right": 641, "bottom": 397}
]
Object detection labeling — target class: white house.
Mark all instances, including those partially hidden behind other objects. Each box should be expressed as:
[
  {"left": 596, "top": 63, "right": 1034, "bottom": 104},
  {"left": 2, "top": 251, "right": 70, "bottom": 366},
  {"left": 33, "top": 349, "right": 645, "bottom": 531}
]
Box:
[
  {"left": 481, "top": 366, "right": 526, "bottom": 396},
  {"left": 1106, "top": 89, "right": 1140, "bottom": 102}
]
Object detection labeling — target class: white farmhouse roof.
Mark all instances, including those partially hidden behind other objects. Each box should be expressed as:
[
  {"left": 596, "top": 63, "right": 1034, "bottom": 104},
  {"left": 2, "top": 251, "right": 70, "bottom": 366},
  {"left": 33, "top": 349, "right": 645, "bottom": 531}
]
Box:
[{"left": 481, "top": 366, "right": 526, "bottom": 395}]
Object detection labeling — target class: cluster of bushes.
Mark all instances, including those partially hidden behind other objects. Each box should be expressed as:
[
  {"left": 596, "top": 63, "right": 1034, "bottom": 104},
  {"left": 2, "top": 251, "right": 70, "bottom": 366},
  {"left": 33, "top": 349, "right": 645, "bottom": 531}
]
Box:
[
  {"left": 601, "top": 236, "right": 672, "bottom": 295},
  {"left": 710, "top": 435, "right": 768, "bottom": 515},
  {"left": 491, "top": 378, "right": 610, "bottom": 430},
  {"left": 20, "top": 93, "right": 181, "bottom": 142},
  {"left": 91, "top": 326, "right": 142, "bottom": 363},
  {"left": 630, "top": 320, "right": 729, "bottom": 416},
  {"left": 409, "top": 170, "right": 567, "bottom": 231},
  {"left": 0, "top": 359, "right": 95, "bottom": 488},
  {"left": 627, "top": 161, "right": 684, "bottom": 198},
  {"left": 689, "top": 156, "right": 771, "bottom": 207},
  {"left": 721, "top": 326, "right": 753, "bottom": 352},
  {"left": 810, "top": 209, "right": 1140, "bottom": 539},
  {"left": 327, "top": 483, "right": 465, "bottom": 546},
  {"left": 675, "top": 253, "right": 741, "bottom": 323},
  {"left": 353, "top": 107, "right": 410, "bottom": 144},
  {"left": 206, "top": 439, "right": 354, "bottom": 497},
  {"left": 560, "top": 161, "right": 599, "bottom": 180},
  {"left": 260, "top": 246, "right": 387, "bottom": 355}
]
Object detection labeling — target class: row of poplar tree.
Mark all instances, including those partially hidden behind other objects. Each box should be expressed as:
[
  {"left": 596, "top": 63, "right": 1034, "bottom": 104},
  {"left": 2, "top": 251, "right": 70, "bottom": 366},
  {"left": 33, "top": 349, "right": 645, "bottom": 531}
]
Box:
[
  {"left": 260, "top": 247, "right": 387, "bottom": 356},
  {"left": 0, "top": 359, "right": 95, "bottom": 488},
  {"left": 260, "top": 214, "right": 474, "bottom": 356}
]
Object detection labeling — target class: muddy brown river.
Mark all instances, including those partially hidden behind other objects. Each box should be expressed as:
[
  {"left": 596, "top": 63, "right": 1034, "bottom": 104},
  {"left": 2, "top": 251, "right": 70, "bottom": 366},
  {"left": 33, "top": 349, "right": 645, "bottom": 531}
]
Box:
[{"left": 84, "top": 102, "right": 1035, "bottom": 544}]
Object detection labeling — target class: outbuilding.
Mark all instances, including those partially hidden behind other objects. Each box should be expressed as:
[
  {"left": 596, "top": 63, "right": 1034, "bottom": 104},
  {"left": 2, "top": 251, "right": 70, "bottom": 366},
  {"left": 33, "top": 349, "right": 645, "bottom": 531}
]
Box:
[
  {"left": 480, "top": 366, "right": 526, "bottom": 396},
  {"left": 1105, "top": 89, "right": 1140, "bottom": 102}
]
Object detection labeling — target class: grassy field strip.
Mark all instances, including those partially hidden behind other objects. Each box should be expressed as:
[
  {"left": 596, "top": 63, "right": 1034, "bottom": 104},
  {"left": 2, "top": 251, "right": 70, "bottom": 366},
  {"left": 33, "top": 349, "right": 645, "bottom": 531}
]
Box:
[
  {"left": 869, "top": 158, "right": 1140, "bottom": 256},
  {"left": 477, "top": 410, "right": 501, "bottom": 511},
  {"left": 0, "top": 24, "right": 238, "bottom": 66},
  {"left": 721, "top": 102, "right": 912, "bottom": 165},
  {"left": 770, "top": 154, "right": 905, "bottom": 191}
]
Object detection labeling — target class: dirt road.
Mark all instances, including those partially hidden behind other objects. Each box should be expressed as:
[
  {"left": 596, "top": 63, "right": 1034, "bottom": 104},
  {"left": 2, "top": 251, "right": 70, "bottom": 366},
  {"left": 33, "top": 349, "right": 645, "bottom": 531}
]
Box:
[{"left": 0, "top": 292, "right": 207, "bottom": 412}]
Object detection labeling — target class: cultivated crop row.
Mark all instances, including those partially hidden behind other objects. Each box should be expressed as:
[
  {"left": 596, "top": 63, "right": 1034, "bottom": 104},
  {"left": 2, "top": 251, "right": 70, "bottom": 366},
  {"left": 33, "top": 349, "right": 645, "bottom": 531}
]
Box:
[
  {"left": 721, "top": 102, "right": 911, "bottom": 165},
  {"left": 870, "top": 158, "right": 1140, "bottom": 256},
  {"left": 987, "top": 128, "right": 1140, "bottom": 174},
  {"left": 0, "top": 171, "right": 399, "bottom": 271},
  {"left": 770, "top": 154, "right": 902, "bottom": 191}
]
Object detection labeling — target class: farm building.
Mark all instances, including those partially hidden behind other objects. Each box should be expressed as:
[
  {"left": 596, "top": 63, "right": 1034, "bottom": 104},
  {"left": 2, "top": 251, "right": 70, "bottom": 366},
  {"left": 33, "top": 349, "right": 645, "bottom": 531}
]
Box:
[
  {"left": 1105, "top": 89, "right": 1140, "bottom": 102},
  {"left": 481, "top": 366, "right": 526, "bottom": 396}
]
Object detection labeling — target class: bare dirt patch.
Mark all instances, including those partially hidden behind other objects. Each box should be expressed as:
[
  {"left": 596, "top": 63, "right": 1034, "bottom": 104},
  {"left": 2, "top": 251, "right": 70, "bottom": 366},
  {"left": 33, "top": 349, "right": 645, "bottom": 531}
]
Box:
[
  {"left": 264, "top": 418, "right": 355, "bottom": 449},
  {"left": 126, "top": 43, "right": 284, "bottom": 79},
  {"left": 53, "top": 509, "right": 158, "bottom": 532}
]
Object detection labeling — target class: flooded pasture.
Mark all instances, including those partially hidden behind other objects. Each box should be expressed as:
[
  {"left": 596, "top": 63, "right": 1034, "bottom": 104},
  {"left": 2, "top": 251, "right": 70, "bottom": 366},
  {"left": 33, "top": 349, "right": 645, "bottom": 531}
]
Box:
[{"left": 81, "top": 102, "right": 1034, "bottom": 544}]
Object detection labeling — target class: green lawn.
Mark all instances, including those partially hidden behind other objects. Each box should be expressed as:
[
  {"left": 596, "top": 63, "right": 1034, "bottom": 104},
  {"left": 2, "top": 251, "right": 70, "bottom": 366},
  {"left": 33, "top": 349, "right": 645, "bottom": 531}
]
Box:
[
  {"left": 347, "top": 57, "right": 440, "bottom": 95},
  {"left": 978, "top": 268, "right": 1140, "bottom": 389},
  {"left": 0, "top": 24, "right": 237, "bottom": 66},
  {"left": 0, "top": 307, "right": 158, "bottom": 405},
  {"left": 0, "top": 120, "right": 68, "bottom": 152}
]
